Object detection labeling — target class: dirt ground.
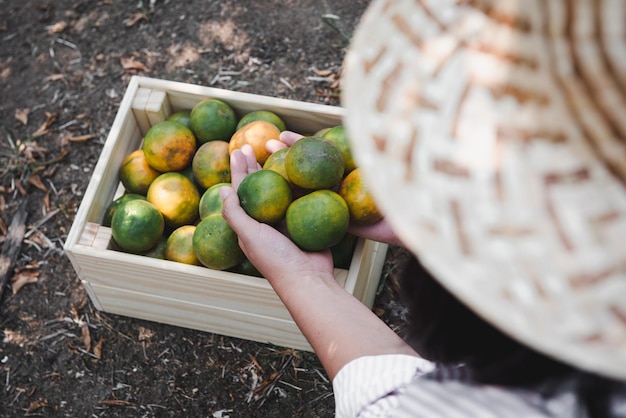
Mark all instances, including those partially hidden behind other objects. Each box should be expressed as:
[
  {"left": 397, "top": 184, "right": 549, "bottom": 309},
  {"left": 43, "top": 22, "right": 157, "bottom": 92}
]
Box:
[{"left": 0, "top": 1, "right": 410, "bottom": 417}]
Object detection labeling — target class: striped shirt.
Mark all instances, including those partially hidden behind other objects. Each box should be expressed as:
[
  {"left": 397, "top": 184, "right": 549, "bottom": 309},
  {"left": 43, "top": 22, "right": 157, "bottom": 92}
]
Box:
[{"left": 333, "top": 355, "right": 624, "bottom": 417}]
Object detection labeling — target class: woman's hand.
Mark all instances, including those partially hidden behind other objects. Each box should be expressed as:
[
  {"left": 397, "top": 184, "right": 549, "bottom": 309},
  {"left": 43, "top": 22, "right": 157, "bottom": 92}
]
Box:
[
  {"left": 221, "top": 139, "right": 419, "bottom": 381},
  {"left": 221, "top": 144, "right": 333, "bottom": 282},
  {"left": 267, "top": 131, "right": 405, "bottom": 248}
]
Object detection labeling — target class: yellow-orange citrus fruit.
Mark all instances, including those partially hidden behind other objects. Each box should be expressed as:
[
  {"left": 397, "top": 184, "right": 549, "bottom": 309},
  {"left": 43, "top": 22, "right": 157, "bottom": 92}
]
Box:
[
  {"left": 330, "top": 233, "right": 358, "bottom": 269},
  {"left": 167, "top": 110, "right": 192, "bottom": 129},
  {"left": 189, "top": 99, "right": 237, "bottom": 144},
  {"left": 322, "top": 125, "right": 357, "bottom": 174},
  {"left": 103, "top": 193, "right": 147, "bottom": 227},
  {"left": 192, "top": 140, "right": 231, "bottom": 190},
  {"left": 111, "top": 199, "right": 164, "bottom": 253},
  {"left": 119, "top": 149, "right": 161, "bottom": 195},
  {"left": 147, "top": 172, "right": 200, "bottom": 229},
  {"left": 237, "top": 169, "right": 292, "bottom": 225},
  {"left": 142, "top": 120, "right": 197, "bottom": 172},
  {"left": 165, "top": 225, "right": 201, "bottom": 266},
  {"left": 262, "top": 147, "right": 291, "bottom": 184},
  {"left": 199, "top": 182, "right": 231, "bottom": 220},
  {"left": 313, "top": 127, "right": 331, "bottom": 137},
  {"left": 192, "top": 213, "right": 245, "bottom": 270},
  {"left": 236, "top": 110, "right": 286, "bottom": 132},
  {"left": 228, "top": 120, "right": 281, "bottom": 165},
  {"left": 284, "top": 136, "right": 344, "bottom": 190},
  {"left": 285, "top": 189, "right": 349, "bottom": 251},
  {"left": 338, "top": 167, "right": 383, "bottom": 225}
]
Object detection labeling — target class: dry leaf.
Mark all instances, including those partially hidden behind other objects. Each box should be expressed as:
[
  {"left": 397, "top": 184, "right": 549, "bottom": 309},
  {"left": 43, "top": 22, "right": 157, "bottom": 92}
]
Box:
[
  {"left": 26, "top": 399, "right": 49, "bottom": 414},
  {"left": 15, "top": 108, "right": 29, "bottom": 125},
  {"left": 81, "top": 325, "right": 92, "bottom": 352},
  {"left": 313, "top": 68, "right": 333, "bottom": 77},
  {"left": 27, "top": 175, "right": 48, "bottom": 192},
  {"left": 120, "top": 56, "right": 147, "bottom": 72},
  {"left": 11, "top": 270, "right": 40, "bottom": 295},
  {"left": 1, "top": 67, "right": 11, "bottom": 81},
  {"left": 27, "top": 230, "right": 50, "bottom": 249},
  {"left": 138, "top": 326, "right": 155, "bottom": 341},
  {"left": 44, "top": 73, "right": 65, "bottom": 82},
  {"left": 3, "top": 329, "right": 27, "bottom": 345},
  {"left": 46, "top": 21, "right": 68, "bottom": 34},
  {"left": 93, "top": 338, "right": 104, "bottom": 359},
  {"left": 20, "top": 141, "right": 48, "bottom": 162},
  {"left": 15, "top": 180, "right": 27, "bottom": 197},
  {"left": 98, "top": 399, "right": 136, "bottom": 407},
  {"left": 0, "top": 216, "right": 7, "bottom": 236},
  {"left": 124, "top": 12, "right": 148, "bottom": 27},
  {"left": 68, "top": 133, "right": 97, "bottom": 142},
  {"left": 32, "top": 112, "right": 57, "bottom": 137}
]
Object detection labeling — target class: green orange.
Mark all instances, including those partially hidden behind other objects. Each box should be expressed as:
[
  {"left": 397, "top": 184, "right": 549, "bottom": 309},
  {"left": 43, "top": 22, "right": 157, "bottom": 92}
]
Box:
[
  {"left": 285, "top": 189, "right": 349, "bottom": 251},
  {"left": 189, "top": 98, "right": 237, "bottom": 143},
  {"left": 322, "top": 125, "right": 356, "bottom": 174},
  {"left": 330, "top": 233, "right": 358, "bottom": 269},
  {"left": 338, "top": 167, "right": 383, "bottom": 225},
  {"left": 237, "top": 170, "right": 292, "bottom": 225},
  {"left": 140, "top": 236, "right": 168, "bottom": 259},
  {"left": 192, "top": 213, "right": 245, "bottom": 270},
  {"left": 166, "top": 225, "right": 201, "bottom": 266},
  {"left": 119, "top": 149, "right": 162, "bottom": 195},
  {"left": 147, "top": 172, "right": 200, "bottom": 228},
  {"left": 142, "top": 120, "right": 197, "bottom": 172},
  {"left": 111, "top": 199, "right": 164, "bottom": 253},
  {"left": 168, "top": 110, "right": 192, "bottom": 129},
  {"left": 103, "top": 193, "right": 147, "bottom": 227},
  {"left": 230, "top": 257, "right": 263, "bottom": 278},
  {"left": 192, "top": 140, "right": 231, "bottom": 190},
  {"left": 199, "top": 182, "right": 231, "bottom": 219},
  {"left": 284, "top": 136, "right": 344, "bottom": 190},
  {"left": 236, "top": 110, "right": 286, "bottom": 132}
]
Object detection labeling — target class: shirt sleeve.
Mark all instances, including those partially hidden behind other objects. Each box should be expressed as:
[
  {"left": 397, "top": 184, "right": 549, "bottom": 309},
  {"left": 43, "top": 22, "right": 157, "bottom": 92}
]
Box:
[{"left": 333, "top": 354, "right": 435, "bottom": 418}]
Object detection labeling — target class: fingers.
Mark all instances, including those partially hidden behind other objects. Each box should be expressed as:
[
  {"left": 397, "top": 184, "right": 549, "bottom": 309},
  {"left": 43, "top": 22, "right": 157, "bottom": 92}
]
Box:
[
  {"left": 230, "top": 144, "right": 261, "bottom": 190},
  {"left": 266, "top": 139, "right": 288, "bottom": 154},
  {"left": 219, "top": 186, "right": 261, "bottom": 251},
  {"left": 279, "top": 130, "right": 304, "bottom": 146}
]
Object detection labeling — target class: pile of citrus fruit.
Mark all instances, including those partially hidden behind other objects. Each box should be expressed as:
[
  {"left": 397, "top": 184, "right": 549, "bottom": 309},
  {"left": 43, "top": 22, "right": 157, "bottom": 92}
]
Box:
[{"left": 105, "top": 98, "right": 383, "bottom": 276}]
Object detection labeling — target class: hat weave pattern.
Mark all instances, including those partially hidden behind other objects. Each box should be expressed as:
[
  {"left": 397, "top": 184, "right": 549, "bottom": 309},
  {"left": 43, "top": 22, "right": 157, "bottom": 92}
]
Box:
[{"left": 343, "top": 0, "right": 626, "bottom": 379}]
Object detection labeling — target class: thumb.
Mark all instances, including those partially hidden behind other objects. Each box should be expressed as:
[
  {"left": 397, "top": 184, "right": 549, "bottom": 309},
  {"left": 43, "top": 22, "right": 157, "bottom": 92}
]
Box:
[{"left": 220, "top": 186, "right": 249, "bottom": 232}]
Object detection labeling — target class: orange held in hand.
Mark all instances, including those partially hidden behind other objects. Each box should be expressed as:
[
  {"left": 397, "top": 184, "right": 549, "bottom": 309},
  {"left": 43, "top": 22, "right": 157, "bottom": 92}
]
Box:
[
  {"left": 338, "top": 168, "right": 383, "bottom": 225},
  {"left": 237, "top": 169, "right": 293, "bottom": 225},
  {"left": 285, "top": 189, "right": 350, "bottom": 251},
  {"left": 284, "top": 136, "right": 345, "bottom": 190}
]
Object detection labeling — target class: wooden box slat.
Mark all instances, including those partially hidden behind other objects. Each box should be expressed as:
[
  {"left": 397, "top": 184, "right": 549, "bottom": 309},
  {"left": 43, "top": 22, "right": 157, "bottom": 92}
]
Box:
[{"left": 64, "top": 76, "right": 387, "bottom": 351}]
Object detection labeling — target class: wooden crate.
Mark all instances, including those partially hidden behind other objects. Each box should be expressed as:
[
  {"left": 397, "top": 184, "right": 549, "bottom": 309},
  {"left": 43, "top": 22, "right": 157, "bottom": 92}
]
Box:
[{"left": 63, "top": 76, "right": 388, "bottom": 351}]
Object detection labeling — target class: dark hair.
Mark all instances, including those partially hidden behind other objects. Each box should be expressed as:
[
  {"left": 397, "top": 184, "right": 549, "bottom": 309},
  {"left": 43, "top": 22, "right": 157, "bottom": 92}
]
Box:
[{"left": 398, "top": 253, "right": 624, "bottom": 417}]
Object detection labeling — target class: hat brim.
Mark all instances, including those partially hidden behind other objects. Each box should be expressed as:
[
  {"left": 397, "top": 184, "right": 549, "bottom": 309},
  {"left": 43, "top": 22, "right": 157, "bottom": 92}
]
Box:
[{"left": 342, "top": 0, "right": 626, "bottom": 380}]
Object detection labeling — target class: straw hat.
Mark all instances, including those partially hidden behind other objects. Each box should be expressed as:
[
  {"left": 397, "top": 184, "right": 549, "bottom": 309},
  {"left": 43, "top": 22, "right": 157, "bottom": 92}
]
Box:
[{"left": 342, "top": 0, "right": 626, "bottom": 380}]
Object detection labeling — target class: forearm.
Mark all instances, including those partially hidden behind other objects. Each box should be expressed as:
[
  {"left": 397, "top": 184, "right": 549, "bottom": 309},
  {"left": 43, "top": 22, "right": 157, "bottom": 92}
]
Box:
[{"left": 267, "top": 272, "right": 420, "bottom": 381}]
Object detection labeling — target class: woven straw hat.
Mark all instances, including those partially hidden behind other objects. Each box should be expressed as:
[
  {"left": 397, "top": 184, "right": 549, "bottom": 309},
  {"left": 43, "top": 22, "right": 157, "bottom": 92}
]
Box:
[{"left": 342, "top": 0, "right": 626, "bottom": 380}]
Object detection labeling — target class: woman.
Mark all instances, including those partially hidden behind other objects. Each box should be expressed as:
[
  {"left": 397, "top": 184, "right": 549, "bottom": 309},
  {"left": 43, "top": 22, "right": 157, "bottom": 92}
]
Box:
[{"left": 221, "top": 0, "right": 626, "bottom": 415}]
